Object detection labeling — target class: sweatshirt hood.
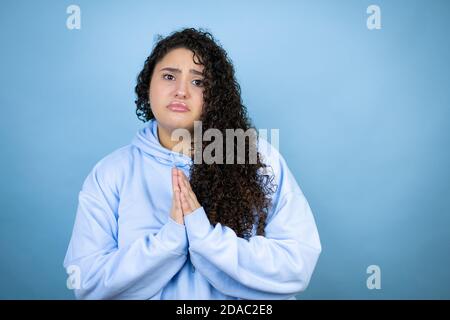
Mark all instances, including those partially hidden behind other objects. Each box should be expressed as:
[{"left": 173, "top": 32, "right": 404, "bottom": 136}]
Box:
[{"left": 131, "top": 118, "right": 193, "bottom": 169}]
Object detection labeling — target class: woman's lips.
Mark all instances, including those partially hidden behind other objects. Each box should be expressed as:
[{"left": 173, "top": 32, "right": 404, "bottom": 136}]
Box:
[{"left": 167, "top": 102, "right": 189, "bottom": 112}]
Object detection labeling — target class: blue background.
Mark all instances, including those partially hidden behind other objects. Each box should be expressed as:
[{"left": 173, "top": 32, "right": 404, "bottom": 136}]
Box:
[{"left": 0, "top": 0, "right": 449, "bottom": 299}]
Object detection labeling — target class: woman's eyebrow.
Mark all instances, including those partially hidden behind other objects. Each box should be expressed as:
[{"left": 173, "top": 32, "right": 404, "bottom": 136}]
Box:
[{"left": 159, "top": 67, "right": 203, "bottom": 76}]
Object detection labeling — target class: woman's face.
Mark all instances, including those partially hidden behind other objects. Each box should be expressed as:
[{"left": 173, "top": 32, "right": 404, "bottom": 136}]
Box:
[{"left": 149, "top": 47, "right": 205, "bottom": 134}]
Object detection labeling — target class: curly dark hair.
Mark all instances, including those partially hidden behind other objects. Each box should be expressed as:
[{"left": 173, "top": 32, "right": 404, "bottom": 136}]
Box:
[{"left": 135, "top": 27, "right": 277, "bottom": 239}]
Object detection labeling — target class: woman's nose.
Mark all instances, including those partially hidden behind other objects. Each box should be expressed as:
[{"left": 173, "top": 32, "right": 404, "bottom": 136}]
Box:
[{"left": 174, "top": 79, "right": 189, "bottom": 98}]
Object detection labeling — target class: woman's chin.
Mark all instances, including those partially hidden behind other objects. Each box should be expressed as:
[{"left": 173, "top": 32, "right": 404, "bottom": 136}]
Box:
[{"left": 161, "top": 117, "right": 195, "bottom": 132}]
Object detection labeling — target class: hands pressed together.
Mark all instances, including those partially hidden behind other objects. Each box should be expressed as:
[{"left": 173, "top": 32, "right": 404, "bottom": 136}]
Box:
[{"left": 170, "top": 167, "right": 202, "bottom": 225}]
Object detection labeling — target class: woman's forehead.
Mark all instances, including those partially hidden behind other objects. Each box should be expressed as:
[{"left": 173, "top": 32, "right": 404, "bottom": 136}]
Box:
[{"left": 158, "top": 48, "right": 204, "bottom": 71}]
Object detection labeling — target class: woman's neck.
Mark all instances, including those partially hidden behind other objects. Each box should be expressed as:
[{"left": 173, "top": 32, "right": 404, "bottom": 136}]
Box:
[{"left": 157, "top": 123, "right": 193, "bottom": 158}]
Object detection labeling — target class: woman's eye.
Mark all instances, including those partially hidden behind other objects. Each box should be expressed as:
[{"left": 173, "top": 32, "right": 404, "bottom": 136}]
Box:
[
  {"left": 163, "top": 74, "right": 203, "bottom": 87},
  {"left": 193, "top": 79, "right": 204, "bottom": 87},
  {"left": 163, "top": 74, "right": 175, "bottom": 80}
]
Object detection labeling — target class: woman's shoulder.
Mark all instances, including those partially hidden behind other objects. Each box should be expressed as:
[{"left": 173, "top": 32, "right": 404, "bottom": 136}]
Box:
[
  {"left": 257, "top": 135, "right": 303, "bottom": 197},
  {"left": 81, "top": 144, "right": 137, "bottom": 192},
  {"left": 257, "top": 136, "right": 283, "bottom": 176},
  {"left": 91, "top": 144, "right": 136, "bottom": 173}
]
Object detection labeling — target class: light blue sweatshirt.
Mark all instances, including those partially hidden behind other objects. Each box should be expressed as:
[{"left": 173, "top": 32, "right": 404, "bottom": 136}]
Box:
[{"left": 63, "top": 118, "right": 322, "bottom": 300}]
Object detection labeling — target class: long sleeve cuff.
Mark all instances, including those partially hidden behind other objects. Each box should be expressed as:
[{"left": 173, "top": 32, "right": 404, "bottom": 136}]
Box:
[
  {"left": 157, "top": 216, "right": 189, "bottom": 255},
  {"left": 184, "top": 207, "right": 213, "bottom": 242}
]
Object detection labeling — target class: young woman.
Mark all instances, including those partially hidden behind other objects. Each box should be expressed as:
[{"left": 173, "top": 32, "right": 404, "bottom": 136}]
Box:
[{"left": 63, "top": 28, "right": 322, "bottom": 300}]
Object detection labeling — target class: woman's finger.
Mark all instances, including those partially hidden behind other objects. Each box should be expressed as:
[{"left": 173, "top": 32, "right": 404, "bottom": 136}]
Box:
[
  {"left": 174, "top": 189, "right": 181, "bottom": 212},
  {"left": 177, "top": 170, "right": 184, "bottom": 191},
  {"left": 170, "top": 186, "right": 184, "bottom": 224},
  {"left": 179, "top": 170, "right": 193, "bottom": 192},
  {"left": 183, "top": 188, "right": 197, "bottom": 211},
  {"left": 178, "top": 169, "right": 201, "bottom": 209},
  {"left": 172, "top": 167, "right": 180, "bottom": 193},
  {"left": 180, "top": 190, "right": 192, "bottom": 214},
  {"left": 177, "top": 170, "right": 190, "bottom": 193}
]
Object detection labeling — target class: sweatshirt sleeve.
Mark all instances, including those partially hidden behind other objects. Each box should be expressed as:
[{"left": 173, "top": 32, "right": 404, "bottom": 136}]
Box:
[
  {"left": 63, "top": 160, "right": 188, "bottom": 300},
  {"left": 184, "top": 177, "right": 322, "bottom": 299}
]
